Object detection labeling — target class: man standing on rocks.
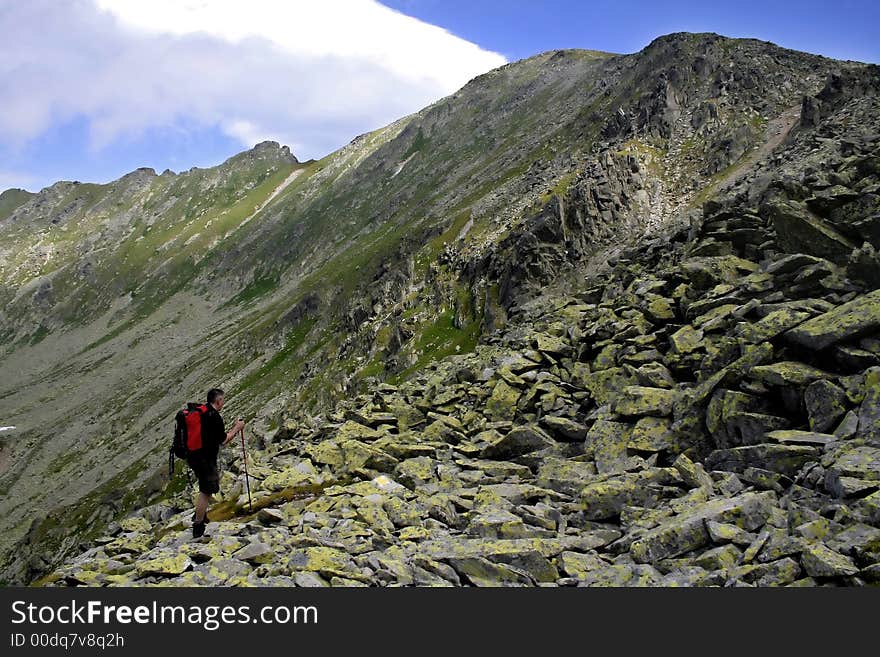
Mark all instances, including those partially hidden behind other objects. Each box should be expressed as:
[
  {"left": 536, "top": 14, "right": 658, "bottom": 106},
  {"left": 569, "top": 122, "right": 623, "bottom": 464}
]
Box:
[{"left": 189, "top": 388, "right": 245, "bottom": 538}]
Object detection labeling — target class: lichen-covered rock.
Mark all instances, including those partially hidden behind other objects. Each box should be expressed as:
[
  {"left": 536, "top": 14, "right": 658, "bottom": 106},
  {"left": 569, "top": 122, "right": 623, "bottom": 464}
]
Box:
[
  {"left": 490, "top": 550, "right": 559, "bottom": 583},
  {"left": 537, "top": 458, "right": 598, "bottom": 495},
  {"left": 334, "top": 420, "right": 381, "bottom": 442},
  {"left": 766, "top": 199, "right": 857, "bottom": 263},
  {"left": 194, "top": 558, "right": 253, "bottom": 584},
  {"left": 630, "top": 491, "right": 776, "bottom": 563},
  {"left": 556, "top": 550, "right": 609, "bottom": 578},
  {"left": 134, "top": 552, "right": 192, "bottom": 577},
  {"left": 827, "top": 523, "right": 880, "bottom": 557},
  {"left": 765, "top": 429, "right": 838, "bottom": 447},
  {"left": 234, "top": 542, "right": 274, "bottom": 564},
  {"left": 627, "top": 416, "right": 677, "bottom": 452},
  {"left": 580, "top": 471, "right": 669, "bottom": 520},
  {"left": 680, "top": 255, "right": 759, "bottom": 289},
  {"left": 670, "top": 325, "right": 705, "bottom": 354},
  {"left": 394, "top": 456, "right": 439, "bottom": 490},
  {"left": 586, "top": 419, "right": 637, "bottom": 473},
  {"left": 262, "top": 461, "right": 321, "bottom": 491},
  {"left": 307, "top": 438, "right": 398, "bottom": 472},
  {"left": 644, "top": 294, "right": 676, "bottom": 322},
  {"left": 257, "top": 508, "right": 285, "bottom": 524},
  {"left": 119, "top": 517, "right": 151, "bottom": 534},
  {"left": 583, "top": 367, "right": 638, "bottom": 405},
  {"left": 735, "top": 308, "right": 811, "bottom": 343},
  {"left": 467, "top": 509, "right": 538, "bottom": 539},
  {"left": 485, "top": 380, "right": 522, "bottom": 421},
  {"left": 480, "top": 425, "right": 554, "bottom": 459},
  {"left": 857, "top": 366, "right": 880, "bottom": 439},
  {"left": 288, "top": 547, "right": 367, "bottom": 582},
  {"left": 612, "top": 386, "right": 677, "bottom": 417},
  {"left": 823, "top": 446, "right": 880, "bottom": 498},
  {"left": 694, "top": 544, "right": 741, "bottom": 570},
  {"left": 678, "top": 342, "right": 774, "bottom": 411},
  {"left": 576, "top": 564, "right": 665, "bottom": 587},
  {"left": 99, "top": 533, "right": 146, "bottom": 558},
  {"left": 804, "top": 379, "right": 849, "bottom": 432},
  {"left": 750, "top": 361, "right": 834, "bottom": 387},
  {"left": 784, "top": 290, "right": 880, "bottom": 350},
  {"left": 728, "top": 557, "right": 802, "bottom": 586},
  {"left": 419, "top": 535, "right": 619, "bottom": 562},
  {"left": 673, "top": 453, "right": 713, "bottom": 491},
  {"left": 706, "top": 520, "right": 755, "bottom": 546},
  {"left": 447, "top": 556, "right": 533, "bottom": 586},
  {"left": 706, "top": 444, "right": 821, "bottom": 476},
  {"left": 800, "top": 543, "right": 859, "bottom": 578},
  {"left": 540, "top": 415, "right": 588, "bottom": 441}
]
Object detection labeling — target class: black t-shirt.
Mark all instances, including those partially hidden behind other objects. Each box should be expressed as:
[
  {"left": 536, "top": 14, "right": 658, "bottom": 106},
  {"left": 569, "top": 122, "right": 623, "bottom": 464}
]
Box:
[{"left": 199, "top": 405, "right": 226, "bottom": 459}]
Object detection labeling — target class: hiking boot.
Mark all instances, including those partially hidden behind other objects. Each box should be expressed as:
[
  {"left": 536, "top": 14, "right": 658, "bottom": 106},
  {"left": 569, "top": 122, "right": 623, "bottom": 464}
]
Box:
[
  {"left": 192, "top": 511, "right": 210, "bottom": 525},
  {"left": 192, "top": 520, "right": 206, "bottom": 539}
]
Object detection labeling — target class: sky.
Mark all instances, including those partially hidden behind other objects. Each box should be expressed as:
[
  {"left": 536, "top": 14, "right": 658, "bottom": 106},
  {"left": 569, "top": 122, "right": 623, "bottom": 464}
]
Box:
[{"left": 1, "top": 0, "right": 878, "bottom": 193}]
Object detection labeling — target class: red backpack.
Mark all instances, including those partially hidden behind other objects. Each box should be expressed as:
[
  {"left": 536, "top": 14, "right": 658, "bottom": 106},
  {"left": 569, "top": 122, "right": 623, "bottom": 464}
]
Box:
[{"left": 168, "top": 403, "right": 209, "bottom": 475}]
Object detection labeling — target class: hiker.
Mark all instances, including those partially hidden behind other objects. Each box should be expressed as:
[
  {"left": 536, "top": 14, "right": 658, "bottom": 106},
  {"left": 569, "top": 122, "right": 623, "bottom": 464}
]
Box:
[{"left": 188, "top": 388, "right": 244, "bottom": 538}]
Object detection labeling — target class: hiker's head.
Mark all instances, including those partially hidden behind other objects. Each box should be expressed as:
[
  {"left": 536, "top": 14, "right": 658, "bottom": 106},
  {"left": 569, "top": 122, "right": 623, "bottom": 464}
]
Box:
[{"left": 207, "top": 388, "right": 225, "bottom": 410}]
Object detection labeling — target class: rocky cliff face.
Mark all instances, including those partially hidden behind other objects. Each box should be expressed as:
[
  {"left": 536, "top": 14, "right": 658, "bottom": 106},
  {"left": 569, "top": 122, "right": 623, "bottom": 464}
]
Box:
[{"left": 4, "top": 33, "right": 880, "bottom": 586}]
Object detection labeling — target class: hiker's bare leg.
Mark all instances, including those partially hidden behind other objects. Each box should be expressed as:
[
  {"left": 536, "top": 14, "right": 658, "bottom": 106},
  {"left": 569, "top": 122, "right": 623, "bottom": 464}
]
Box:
[{"left": 195, "top": 492, "right": 211, "bottom": 522}]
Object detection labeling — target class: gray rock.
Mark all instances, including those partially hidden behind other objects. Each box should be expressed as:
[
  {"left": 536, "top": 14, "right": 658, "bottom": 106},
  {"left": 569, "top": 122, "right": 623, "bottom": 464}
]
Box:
[
  {"left": 765, "top": 430, "right": 838, "bottom": 447},
  {"left": 673, "top": 453, "right": 714, "bottom": 491},
  {"left": 540, "top": 415, "right": 588, "bottom": 441},
  {"left": 765, "top": 199, "right": 857, "bottom": 263},
  {"left": 612, "top": 386, "right": 677, "bottom": 417},
  {"left": 576, "top": 564, "right": 665, "bottom": 587},
  {"left": 257, "top": 508, "right": 285, "bottom": 524},
  {"left": 630, "top": 491, "right": 776, "bottom": 563},
  {"left": 801, "top": 543, "right": 859, "bottom": 578},
  {"left": 480, "top": 425, "right": 555, "bottom": 459},
  {"left": 234, "top": 542, "right": 274, "bottom": 564},
  {"left": 804, "top": 379, "right": 849, "bottom": 432},
  {"left": 784, "top": 290, "right": 880, "bottom": 350},
  {"left": 857, "top": 367, "right": 880, "bottom": 439},
  {"left": 580, "top": 471, "right": 667, "bottom": 520},
  {"left": 706, "top": 444, "right": 821, "bottom": 477}
]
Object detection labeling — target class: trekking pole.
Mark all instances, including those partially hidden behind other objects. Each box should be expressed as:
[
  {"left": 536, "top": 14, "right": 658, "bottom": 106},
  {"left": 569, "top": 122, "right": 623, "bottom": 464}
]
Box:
[{"left": 239, "top": 423, "right": 253, "bottom": 512}]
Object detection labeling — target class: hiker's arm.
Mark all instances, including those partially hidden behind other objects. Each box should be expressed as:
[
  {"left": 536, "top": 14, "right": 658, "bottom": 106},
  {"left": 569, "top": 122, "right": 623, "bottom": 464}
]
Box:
[{"left": 223, "top": 419, "right": 245, "bottom": 445}]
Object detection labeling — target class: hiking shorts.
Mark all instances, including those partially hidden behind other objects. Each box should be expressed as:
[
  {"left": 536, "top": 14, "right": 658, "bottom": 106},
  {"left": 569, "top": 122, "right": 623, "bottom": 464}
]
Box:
[{"left": 187, "top": 453, "right": 220, "bottom": 495}]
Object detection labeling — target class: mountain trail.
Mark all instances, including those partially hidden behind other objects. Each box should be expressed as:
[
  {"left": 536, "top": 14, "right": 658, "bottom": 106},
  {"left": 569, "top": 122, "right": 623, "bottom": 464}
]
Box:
[{"left": 716, "top": 103, "right": 802, "bottom": 193}]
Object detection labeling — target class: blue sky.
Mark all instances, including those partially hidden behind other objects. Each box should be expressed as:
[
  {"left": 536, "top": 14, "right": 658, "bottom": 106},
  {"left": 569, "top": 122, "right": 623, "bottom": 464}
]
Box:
[
  {"left": 2, "top": 0, "right": 877, "bottom": 194},
  {"left": 385, "top": 0, "right": 880, "bottom": 64}
]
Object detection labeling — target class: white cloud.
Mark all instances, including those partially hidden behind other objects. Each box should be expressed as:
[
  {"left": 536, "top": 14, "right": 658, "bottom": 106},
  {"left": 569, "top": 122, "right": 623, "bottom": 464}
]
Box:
[
  {"left": 0, "top": 0, "right": 506, "bottom": 162},
  {"left": 96, "top": 0, "right": 503, "bottom": 90},
  {"left": 222, "top": 119, "right": 281, "bottom": 151}
]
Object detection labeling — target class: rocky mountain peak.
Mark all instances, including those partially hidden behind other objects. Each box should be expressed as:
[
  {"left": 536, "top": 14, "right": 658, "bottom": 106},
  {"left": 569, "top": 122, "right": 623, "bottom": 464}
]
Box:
[
  {"left": 117, "top": 167, "right": 158, "bottom": 187},
  {"left": 251, "top": 140, "right": 299, "bottom": 162}
]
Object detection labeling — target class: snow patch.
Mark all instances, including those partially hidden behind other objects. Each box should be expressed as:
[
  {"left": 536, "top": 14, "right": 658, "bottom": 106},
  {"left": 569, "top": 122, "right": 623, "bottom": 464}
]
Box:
[{"left": 391, "top": 153, "right": 417, "bottom": 178}]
